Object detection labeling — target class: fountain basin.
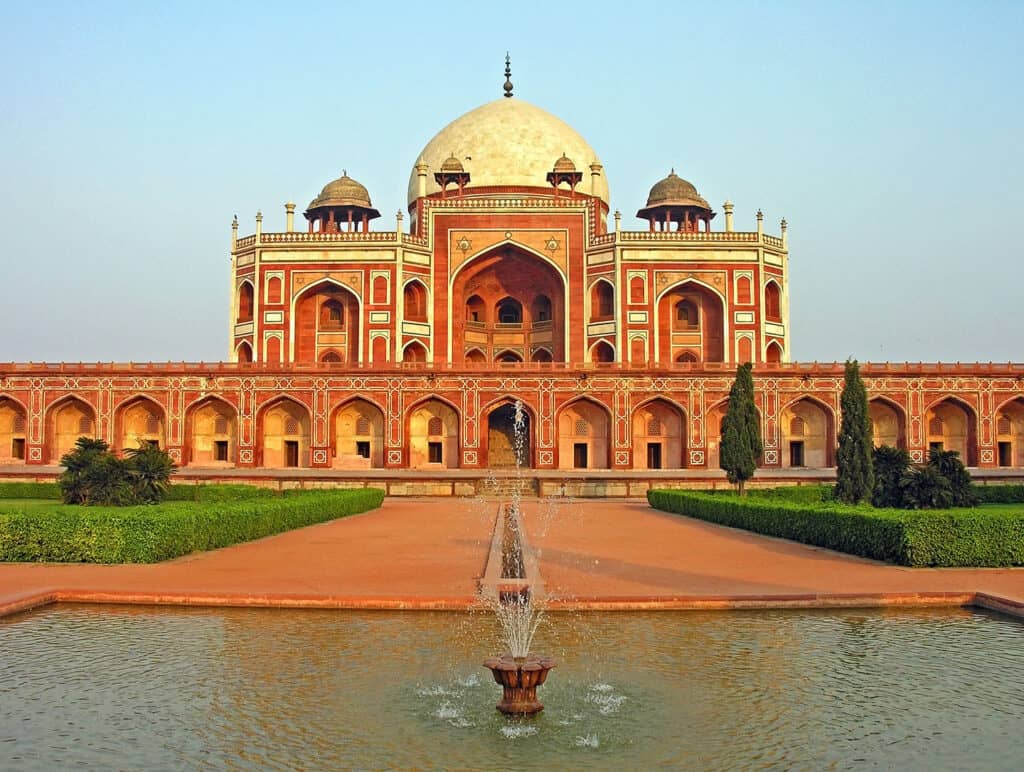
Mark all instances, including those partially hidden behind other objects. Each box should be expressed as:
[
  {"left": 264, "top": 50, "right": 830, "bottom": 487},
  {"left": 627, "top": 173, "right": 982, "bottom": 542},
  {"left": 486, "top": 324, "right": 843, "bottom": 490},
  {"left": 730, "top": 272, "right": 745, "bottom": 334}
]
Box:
[{"left": 483, "top": 654, "right": 557, "bottom": 715}]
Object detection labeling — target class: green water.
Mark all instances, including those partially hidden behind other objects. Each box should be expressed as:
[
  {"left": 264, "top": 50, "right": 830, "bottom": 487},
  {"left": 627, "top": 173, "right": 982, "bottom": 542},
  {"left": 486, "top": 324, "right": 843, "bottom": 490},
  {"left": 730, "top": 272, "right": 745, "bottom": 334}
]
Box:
[{"left": 1, "top": 605, "right": 1022, "bottom": 769}]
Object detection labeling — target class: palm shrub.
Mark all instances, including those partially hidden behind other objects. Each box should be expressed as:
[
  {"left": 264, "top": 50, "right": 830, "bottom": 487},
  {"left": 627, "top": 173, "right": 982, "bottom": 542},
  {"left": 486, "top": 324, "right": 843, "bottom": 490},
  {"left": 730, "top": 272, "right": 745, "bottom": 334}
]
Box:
[
  {"left": 720, "top": 362, "right": 763, "bottom": 496},
  {"left": 900, "top": 465, "right": 953, "bottom": 509},
  {"left": 835, "top": 359, "right": 874, "bottom": 503},
  {"left": 59, "top": 438, "right": 176, "bottom": 505},
  {"left": 124, "top": 443, "right": 177, "bottom": 503},
  {"left": 872, "top": 445, "right": 911, "bottom": 508},
  {"left": 927, "top": 448, "right": 977, "bottom": 507}
]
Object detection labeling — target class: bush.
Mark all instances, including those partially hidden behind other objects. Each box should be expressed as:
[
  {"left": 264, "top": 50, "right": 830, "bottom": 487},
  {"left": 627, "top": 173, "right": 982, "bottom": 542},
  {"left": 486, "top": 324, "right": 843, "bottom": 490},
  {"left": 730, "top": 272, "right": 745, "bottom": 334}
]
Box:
[
  {"left": 0, "top": 488, "right": 384, "bottom": 563},
  {"left": 927, "top": 449, "right": 977, "bottom": 507},
  {"left": 748, "top": 485, "right": 835, "bottom": 504},
  {"left": 0, "top": 482, "right": 61, "bottom": 499},
  {"left": 58, "top": 438, "right": 176, "bottom": 506},
  {"left": 872, "top": 445, "right": 911, "bottom": 508},
  {"left": 900, "top": 465, "right": 954, "bottom": 510},
  {"left": 647, "top": 488, "right": 1024, "bottom": 567},
  {"left": 973, "top": 484, "right": 1024, "bottom": 504},
  {"left": 164, "top": 484, "right": 278, "bottom": 502}
]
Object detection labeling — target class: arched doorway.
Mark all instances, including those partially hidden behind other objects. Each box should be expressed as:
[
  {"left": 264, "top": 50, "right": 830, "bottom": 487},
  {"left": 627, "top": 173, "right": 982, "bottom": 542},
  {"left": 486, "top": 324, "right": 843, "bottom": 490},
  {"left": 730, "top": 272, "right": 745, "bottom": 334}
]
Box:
[
  {"left": 706, "top": 400, "right": 762, "bottom": 470},
  {"left": 0, "top": 397, "right": 27, "bottom": 463},
  {"left": 293, "top": 281, "right": 360, "bottom": 363},
  {"left": 409, "top": 399, "right": 459, "bottom": 468},
  {"left": 591, "top": 341, "right": 615, "bottom": 363},
  {"left": 925, "top": 398, "right": 977, "bottom": 465},
  {"left": 452, "top": 246, "right": 566, "bottom": 362},
  {"left": 116, "top": 397, "right": 165, "bottom": 453},
  {"left": 186, "top": 397, "right": 237, "bottom": 466},
  {"left": 996, "top": 398, "right": 1024, "bottom": 467},
  {"left": 487, "top": 402, "right": 530, "bottom": 468},
  {"left": 259, "top": 398, "right": 310, "bottom": 468},
  {"left": 333, "top": 399, "right": 385, "bottom": 468},
  {"left": 658, "top": 281, "right": 725, "bottom": 363},
  {"left": 47, "top": 396, "right": 96, "bottom": 463},
  {"left": 869, "top": 398, "right": 906, "bottom": 449},
  {"left": 403, "top": 341, "right": 428, "bottom": 363},
  {"left": 780, "top": 398, "right": 835, "bottom": 468},
  {"left": 557, "top": 399, "right": 610, "bottom": 469},
  {"left": 632, "top": 399, "right": 685, "bottom": 469}
]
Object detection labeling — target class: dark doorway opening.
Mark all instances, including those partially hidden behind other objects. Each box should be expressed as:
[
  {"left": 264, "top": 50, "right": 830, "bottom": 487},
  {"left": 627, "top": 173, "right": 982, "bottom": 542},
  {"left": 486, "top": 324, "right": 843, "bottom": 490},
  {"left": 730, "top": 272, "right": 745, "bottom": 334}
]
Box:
[
  {"left": 428, "top": 442, "right": 443, "bottom": 464},
  {"left": 214, "top": 441, "right": 228, "bottom": 462},
  {"left": 12, "top": 438, "right": 25, "bottom": 460},
  {"left": 285, "top": 440, "right": 299, "bottom": 467},
  {"left": 998, "top": 441, "right": 1012, "bottom": 467},
  {"left": 573, "top": 442, "right": 588, "bottom": 469},
  {"left": 487, "top": 404, "right": 530, "bottom": 468},
  {"left": 789, "top": 441, "right": 805, "bottom": 467},
  {"left": 647, "top": 442, "right": 662, "bottom": 469},
  {"left": 357, "top": 441, "right": 371, "bottom": 459}
]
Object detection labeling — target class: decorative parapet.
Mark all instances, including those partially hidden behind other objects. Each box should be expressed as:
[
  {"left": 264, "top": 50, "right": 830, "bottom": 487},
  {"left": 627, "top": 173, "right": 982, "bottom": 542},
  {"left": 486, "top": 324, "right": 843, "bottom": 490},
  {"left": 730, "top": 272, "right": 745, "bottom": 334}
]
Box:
[{"left": 590, "top": 230, "right": 785, "bottom": 249}]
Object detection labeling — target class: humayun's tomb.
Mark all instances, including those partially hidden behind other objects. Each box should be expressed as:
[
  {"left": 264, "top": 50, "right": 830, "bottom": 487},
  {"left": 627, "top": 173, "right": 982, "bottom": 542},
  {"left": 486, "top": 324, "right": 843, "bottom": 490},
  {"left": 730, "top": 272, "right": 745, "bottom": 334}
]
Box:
[{"left": 2, "top": 67, "right": 1023, "bottom": 493}]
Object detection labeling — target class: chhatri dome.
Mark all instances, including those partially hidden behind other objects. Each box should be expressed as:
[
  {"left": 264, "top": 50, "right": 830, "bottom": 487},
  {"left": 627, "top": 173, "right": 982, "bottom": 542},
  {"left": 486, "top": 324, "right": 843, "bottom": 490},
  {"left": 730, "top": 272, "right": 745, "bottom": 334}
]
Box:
[{"left": 408, "top": 93, "right": 609, "bottom": 205}]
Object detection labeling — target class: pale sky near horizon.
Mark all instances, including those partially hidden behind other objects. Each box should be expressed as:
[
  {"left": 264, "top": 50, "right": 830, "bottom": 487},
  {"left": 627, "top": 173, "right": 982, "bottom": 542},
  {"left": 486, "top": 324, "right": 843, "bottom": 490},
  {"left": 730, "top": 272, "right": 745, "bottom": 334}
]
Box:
[{"left": 1, "top": 1, "right": 1021, "bottom": 364}]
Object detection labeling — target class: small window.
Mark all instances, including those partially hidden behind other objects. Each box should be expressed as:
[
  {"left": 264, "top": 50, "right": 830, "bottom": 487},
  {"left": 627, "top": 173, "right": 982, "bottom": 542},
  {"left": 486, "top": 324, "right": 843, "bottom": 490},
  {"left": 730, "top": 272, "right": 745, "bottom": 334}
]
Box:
[
  {"left": 13, "top": 415, "right": 26, "bottom": 433},
  {"left": 12, "top": 438, "right": 26, "bottom": 460},
  {"left": 574, "top": 419, "right": 589, "bottom": 437},
  {"left": 790, "top": 416, "right": 806, "bottom": 436},
  {"left": 428, "top": 417, "right": 444, "bottom": 436},
  {"left": 285, "top": 417, "right": 300, "bottom": 435},
  {"left": 998, "top": 442, "right": 1012, "bottom": 467},
  {"left": 356, "top": 441, "right": 371, "bottom": 459},
  {"left": 356, "top": 416, "right": 371, "bottom": 435},
  {"left": 145, "top": 414, "right": 160, "bottom": 434},
  {"left": 78, "top": 416, "right": 92, "bottom": 434},
  {"left": 929, "top": 441, "right": 944, "bottom": 453},
  {"left": 214, "top": 440, "right": 229, "bottom": 462},
  {"left": 428, "top": 441, "right": 443, "bottom": 464},
  {"left": 928, "top": 417, "right": 944, "bottom": 436},
  {"left": 647, "top": 418, "right": 662, "bottom": 436},
  {"left": 214, "top": 417, "right": 229, "bottom": 435},
  {"left": 997, "top": 415, "right": 1012, "bottom": 435},
  {"left": 789, "top": 441, "right": 805, "bottom": 467}
]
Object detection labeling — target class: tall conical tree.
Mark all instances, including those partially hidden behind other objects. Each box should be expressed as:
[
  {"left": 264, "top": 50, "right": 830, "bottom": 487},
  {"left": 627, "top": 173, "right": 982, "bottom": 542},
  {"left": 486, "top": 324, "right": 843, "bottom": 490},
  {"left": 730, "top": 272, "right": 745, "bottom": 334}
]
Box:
[
  {"left": 835, "top": 359, "right": 874, "bottom": 503},
  {"left": 720, "top": 362, "right": 762, "bottom": 496}
]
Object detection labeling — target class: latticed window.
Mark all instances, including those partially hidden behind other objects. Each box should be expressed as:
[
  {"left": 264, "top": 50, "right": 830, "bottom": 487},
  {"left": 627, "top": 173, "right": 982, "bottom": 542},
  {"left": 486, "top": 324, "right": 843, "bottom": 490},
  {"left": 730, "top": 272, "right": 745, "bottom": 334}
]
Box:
[
  {"left": 574, "top": 419, "right": 589, "bottom": 436},
  {"left": 356, "top": 416, "right": 371, "bottom": 435},
  {"left": 647, "top": 418, "right": 662, "bottom": 436},
  {"left": 78, "top": 416, "right": 92, "bottom": 434},
  {"left": 215, "top": 417, "right": 229, "bottom": 435},
  {"left": 997, "top": 415, "right": 1012, "bottom": 435},
  {"left": 145, "top": 414, "right": 159, "bottom": 434},
  {"left": 790, "top": 416, "right": 805, "bottom": 436},
  {"left": 428, "top": 417, "right": 443, "bottom": 436},
  {"left": 928, "top": 416, "right": 944, "bottom": 436},
  {"left": 285, "top": 417, "right": 300, "bottom": 435},
  {"left": 13, "top": 415, "right": 26, "bottom": 433}
]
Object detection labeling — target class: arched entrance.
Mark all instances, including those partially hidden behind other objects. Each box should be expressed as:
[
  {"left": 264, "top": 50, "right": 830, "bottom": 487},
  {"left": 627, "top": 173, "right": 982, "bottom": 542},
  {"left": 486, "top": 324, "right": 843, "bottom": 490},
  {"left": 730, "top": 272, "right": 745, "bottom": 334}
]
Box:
[
  {"left": 869, "top": 398, "right": 906, "bottom": 449},
  {"left": 452, "top": 246, "right": 566, "bottom": 362},
  {"left": 658, "top": 281, "right": 725, "bottom": 363},
  {"left": 186, "top": 397, "right": 237, "bottom": 466},
  {"left": 632, "top": 399, "right": 685, "bottom": 469},
  {"left": 293, "top": 280, "right": 360, "bottom": 363},
  {"left": 0, "top": 397, "right": 27, "bottom": 463},
  {"left": 705, "top": 400, "right": 762, "bottom": 470},
  {"left": 996, "top": 398, "right": 1024, "bottom": 467},
  {"left": 258, "top": 398, "right": 310, "bottom": 468},
  {"left": 780, "top": 398, "right": 835, "bottom": 468},
  {"left": 409, "top": 399, "right": 459, "bottom": 468},
  {"left": 47, "top": 396, "right": 96, "bottom": 463},
  {"left": 925, "top": 398, "right": 977, "bottom": 465},
  {"left": 115, "top": 397, "right": 165, "bottom": 453},
  {"left": 557, "top": 398, "right": 610, "bottom": 469},
  {"left": 486, "top": 402, "right": 530, "bottom": 468},
  {"left": 332, "top": 399, "right": 385, "bottom": 468}
]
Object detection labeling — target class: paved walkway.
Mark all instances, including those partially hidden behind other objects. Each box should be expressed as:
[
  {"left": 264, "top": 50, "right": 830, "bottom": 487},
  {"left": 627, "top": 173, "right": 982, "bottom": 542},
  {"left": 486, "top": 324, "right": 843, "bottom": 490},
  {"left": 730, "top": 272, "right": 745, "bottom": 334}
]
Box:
[{"left": 1, "top": 499, "right": 1022, "bottom": 617}]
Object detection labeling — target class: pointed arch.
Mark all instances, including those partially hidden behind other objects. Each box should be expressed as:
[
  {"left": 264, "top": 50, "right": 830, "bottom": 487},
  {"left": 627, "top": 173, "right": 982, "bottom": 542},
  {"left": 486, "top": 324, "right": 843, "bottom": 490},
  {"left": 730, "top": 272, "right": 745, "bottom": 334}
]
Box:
[
  {"left": 495, "top": 296, "right": 523, "bottom": 325},
  {"left": 924, "top": 395, "right": 978, "bottom": 465},
  {"left": 765, "top": 340, "right": 783, "bottom": 364},
  {"left": 0, "top": 396, "right": 28, "bottom": 464},
  {"left": 185, "top": 395, "right": 238, "bottom": 466},
  {"left": 868, "top": 397, "right": 907, "bottom": 450},
  {"left": 494, "top": 349, "right": 523, "bottom": 363},
  {"left": 780, "top": 396, "right": 836, "bottom": 468},
  {"left": 764, "top": 279, "right": 782, "bottom": 322},
  {"left": 465, "top": 347, "right": 487, "bottom": 363},
  {"left": 235, "top": 340, "right": 253, "bottom": 363},
  {"left": 482, "top": 396, "right": 536, "bottom": 469},
  {"left": 632, "top": 396, "right": 687, "bottom": 469},
  {"left": 114, "top": 395, "right": 166, "bottom": 453},
  {"left": 256, "top": 396, "right": 311, "bottom": 468},
  {"left": 589, "top": 340, "right": 615, "bottom": 363},
  {"left": 706, "top": 397, "right": 763, "bottom": 470},
  {"left": 45, "top": 394, "right": 97, "bottom": 463},
  {"left": 531, "top": 347, "right": 553, "bottom": 363},
  {"left": 236, "top": 279, "right": 254, "bottom": 323},
  {"left": 403, "top": 340, "right": 428, "bottom": 363},
  {"left": 407, "top": 396, "right": 460, "bottom": 468},
  {"left": 403, "top": 278, "right": 430, "bottom": 323},
  {"left": 556, "top": 396, "right": 612, "bottom": 469},
  {"left": 995, "top": 396, "right": 1024, "bottom": 467},
  {"left": 291, "top": 277, "right": 361, "bottom": 363},
  {"left": 589, "top": 277, "right": 615, "bottom": 322},
  {"left": 331, "top": 396, "right": 385, "bottom": 468},
  {"left": 655, "top": 278, "right": 726, "bottom": 364}
]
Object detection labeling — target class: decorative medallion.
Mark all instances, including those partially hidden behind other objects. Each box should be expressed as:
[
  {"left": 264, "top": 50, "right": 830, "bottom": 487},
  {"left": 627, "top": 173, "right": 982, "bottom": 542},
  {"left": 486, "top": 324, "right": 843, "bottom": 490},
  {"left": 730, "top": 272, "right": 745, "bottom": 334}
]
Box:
[
  {"left": 615, "top": 451, "right": 629, "bottom": 465},
  {"left": 689, "top": 450, "right": 705, "bottom": 466},
  {"left": 313, "top": 449, "right": 328, "bottom": 465},
  {"left": 388, "top": 450, "right": 403, "bottom": 464},
  {"left": 463, "top": 450, "right": 478, "bottom": 465},
  {"left": 545, "top": 237, "right": 560, "bottom": 252},
  {"left": 538, "top": 450, "right": 554, "bottom": 465},
  {"left": 457, "top": 236, "right": 472, "bottom": 254},
  {"left": 763, "top": 450, "right": 778, "bottom": 465},
  {"left": 239, "top": 449, "right": 254, "bottom": 464}
]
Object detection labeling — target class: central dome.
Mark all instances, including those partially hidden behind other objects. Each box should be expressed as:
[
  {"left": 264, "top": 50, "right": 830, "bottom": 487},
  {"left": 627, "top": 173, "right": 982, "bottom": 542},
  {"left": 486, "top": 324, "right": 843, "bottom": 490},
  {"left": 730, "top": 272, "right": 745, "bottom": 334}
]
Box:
[{"left": 408, "top": 98, "right": 609, "bottom": 205}]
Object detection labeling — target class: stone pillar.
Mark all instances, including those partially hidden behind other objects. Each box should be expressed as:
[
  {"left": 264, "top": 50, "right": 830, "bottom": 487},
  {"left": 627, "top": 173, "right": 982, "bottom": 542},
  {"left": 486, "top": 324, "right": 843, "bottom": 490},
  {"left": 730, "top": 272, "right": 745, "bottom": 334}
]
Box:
[
  {"left": 723, "top": 201, "right": 734, "bottom": 232},
  {"left": 285, "top": 202, "right": 295, "bottom": 232}
]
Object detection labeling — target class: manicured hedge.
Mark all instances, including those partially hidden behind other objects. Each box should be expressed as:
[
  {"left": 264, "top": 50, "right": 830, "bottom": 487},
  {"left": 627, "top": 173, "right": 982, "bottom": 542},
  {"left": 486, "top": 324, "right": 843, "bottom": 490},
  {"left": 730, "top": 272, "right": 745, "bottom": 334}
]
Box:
[
  {"left": 648, "top": 489, "right": 1024, "bottom": 567},
  {"left": 972, "top": 484, "right": 1024, "bottom": 504},
  {"left": 0, "top": 482, "right": 61, "bottom": 499},
  {"left": 0, "top": 488, "right": 384, "bottom": 564},
  {"left": 164, "top": 484, "right": 279, "bottom": 502}
]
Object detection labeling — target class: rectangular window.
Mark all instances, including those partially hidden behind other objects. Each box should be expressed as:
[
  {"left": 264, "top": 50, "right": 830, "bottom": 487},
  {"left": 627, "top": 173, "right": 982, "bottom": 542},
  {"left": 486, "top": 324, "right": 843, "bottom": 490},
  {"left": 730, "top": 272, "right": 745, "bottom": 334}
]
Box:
[
  {"left": 12, "top": 438, "right": 25, "bottom": 460},
  {"left": 285, "top": 440, "right": 299, "bottom": 467},
  {"left": 929, "top": 441, "right": 944, "bottom": 454},
  {"left": 789, "top": 441, "right": 805, "bottom": 468},
  {"left": 428, "top": 442, "right": 443, "bottom": 464},
  {"left": 647, "top": 442, "right": 662, "bottom": 470},
  {"left": 145, "top": 439, "right": 160, "bottom": 450},
  {"left": 214, "top": 441, "right": 229, "bottom": 462},
  {"left": 573, "top": 442, "right": 588, "bottom": 469},
  {"left": 356, "top": 441, "right": 371, "bottom": 459},
  {"left": 998, "top": 441, "right": 1012, "bottom": 467}
]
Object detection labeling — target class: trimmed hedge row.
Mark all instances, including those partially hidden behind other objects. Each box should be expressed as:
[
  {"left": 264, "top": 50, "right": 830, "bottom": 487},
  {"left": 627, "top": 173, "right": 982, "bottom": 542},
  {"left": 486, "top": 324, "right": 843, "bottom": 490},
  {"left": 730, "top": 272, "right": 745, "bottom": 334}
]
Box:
[
  {"left": 0, "top": 481, "right": 280, "bottom": 502},
  {"left": 0, "top": 488, "right": 384, "bottom": 564},
  {"left": 973, "top": 484, "right": 1024, "bottom": 504},
  {"left": 0, "top": 482, "right": 61, "bottom": 499},
  {"left": 648, "top": 489, "right": 1024, "bottom": 567}
]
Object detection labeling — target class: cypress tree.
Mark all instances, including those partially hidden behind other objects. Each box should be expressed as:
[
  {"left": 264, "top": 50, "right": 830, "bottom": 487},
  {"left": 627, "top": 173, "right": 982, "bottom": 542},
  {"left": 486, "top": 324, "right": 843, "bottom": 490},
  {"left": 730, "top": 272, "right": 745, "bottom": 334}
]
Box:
[
  {"left": 720, "top": 362, "right": 762, "bottom": 496},
  {"left": 836, "top": 359, "right": 874, "bottom": 503}
]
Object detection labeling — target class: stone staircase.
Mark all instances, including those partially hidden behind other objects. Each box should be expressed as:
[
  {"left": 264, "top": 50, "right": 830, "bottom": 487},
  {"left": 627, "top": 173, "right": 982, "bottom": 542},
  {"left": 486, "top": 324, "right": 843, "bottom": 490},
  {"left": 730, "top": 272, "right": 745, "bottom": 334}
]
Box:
[{"left": 477, "top": 476, "right": 539, "bottom": 498}]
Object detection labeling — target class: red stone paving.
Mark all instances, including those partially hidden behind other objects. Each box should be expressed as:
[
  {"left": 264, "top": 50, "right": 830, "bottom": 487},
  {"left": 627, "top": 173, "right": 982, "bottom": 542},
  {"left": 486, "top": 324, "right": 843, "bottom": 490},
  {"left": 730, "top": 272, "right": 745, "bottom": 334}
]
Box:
[{"left": 1, "top": 499, "right": 1022, "bottom": 617}]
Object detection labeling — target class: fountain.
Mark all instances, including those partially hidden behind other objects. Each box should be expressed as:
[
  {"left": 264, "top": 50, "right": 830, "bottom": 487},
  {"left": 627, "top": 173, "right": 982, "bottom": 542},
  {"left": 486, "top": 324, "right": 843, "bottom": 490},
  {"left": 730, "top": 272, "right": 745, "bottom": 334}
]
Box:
[{"left": 480, "top": 400, "right": 557, "bottom": 715}]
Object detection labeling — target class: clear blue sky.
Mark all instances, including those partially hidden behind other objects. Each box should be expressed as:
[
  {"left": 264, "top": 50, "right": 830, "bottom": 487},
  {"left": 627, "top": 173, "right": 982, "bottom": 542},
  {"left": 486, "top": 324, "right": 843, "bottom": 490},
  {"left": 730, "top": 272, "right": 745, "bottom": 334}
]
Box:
[{"left": 2, "top": 1, "right": 1021, "bottom": 363}]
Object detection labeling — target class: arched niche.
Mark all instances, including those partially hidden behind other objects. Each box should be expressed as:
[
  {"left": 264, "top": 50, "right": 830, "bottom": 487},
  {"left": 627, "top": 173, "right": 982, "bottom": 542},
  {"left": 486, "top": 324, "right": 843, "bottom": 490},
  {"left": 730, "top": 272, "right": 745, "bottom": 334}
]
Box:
[
  {"left": 632, "top": 399, "right": 685, "bottom": 469},
  {"left": 403, "top": 340, "right": 428, "bottom": 363},
  {"left": 590, "top": 280, "right": 614, "bottom": 322},
  {"left": 408, "top": 398, "right": 459, "bottom": 468},
  {"left": 706, "top": 400, "right": 763, "bottom": 471},
  {"left": 557, "top": 398, "right": 610, "bottom": 470},
  {"left": 765, "top": 341, "right": 783, "bottom": 364},
  {"left": 236, "top": 341, "right": 253, "bottom": 363},
  {"left": 764, "top": 280, "right": 782, "bottom": 322},
  {"left": 996, "top": 398, "right": 1024, "bottom": 467},
  {"left": 115, "top": 396, "right": 165, "bottom": 453},
  {"left": 332, "top": 398, "right": 385, "bottom": 468},
  {"left": 237, "top": 281, "right": 254, "bottom": 323},
  {"left": 46, "top": 396, "right": 96, "bottom": 463},
  {"left": 780, "top": 398, "right": 835, "bottom": 468},
  {"left": 925, "top": 397, "right": 978, "bottom": 466},
  {"left": 293, "top": 280, "right": 360, "bottom": 363},
  {"left": 404, "top": 280, "right": 429, "bottom": 323},
  {"left": 485, "top": 400, "right": 532, "bottom": 468},
  {"left": 258, "top": 398, "right": 310, "bottom": 468},
  {"left": 186, "top": 397, "right": 238, "bottom": 466},
  {"left": 0, "top": 397, "right": 28, "bottom": 463},
  {"left": 658, "top": 281, "right": 724, "bottom": 363},
  {"left": 869, "top": 398, "right": 906, "bottom": 450},
  {"left": 591, "top": 340, "right": 615, "bottom": 363}
]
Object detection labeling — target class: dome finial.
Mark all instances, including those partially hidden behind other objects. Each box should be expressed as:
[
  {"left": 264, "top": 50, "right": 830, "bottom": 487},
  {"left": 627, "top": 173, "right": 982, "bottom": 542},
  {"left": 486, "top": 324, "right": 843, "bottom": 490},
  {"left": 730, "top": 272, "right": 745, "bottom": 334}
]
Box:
[{"left": 503, "top": 52, "right": 513, "bottom": 98}]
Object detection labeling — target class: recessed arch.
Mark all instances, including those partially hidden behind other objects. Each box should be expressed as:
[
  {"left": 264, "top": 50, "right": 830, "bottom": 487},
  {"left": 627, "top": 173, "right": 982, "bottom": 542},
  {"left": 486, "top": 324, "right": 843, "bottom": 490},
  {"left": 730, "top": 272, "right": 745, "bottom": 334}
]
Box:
[
  {"left": 765, "top": 340, "right": 783, "bottom": 364},
  {"left": 482, "top": 396, "right": 536, "bottom": 468},
  {"left": 494, "top": 349, "right": 523, "bottom": 363},
  {"left": 632, "top": 397, "right": 687, "bottom": 469},
  {"left": 114, "top": 395, "right": 165, "bottom": 453},
  {"left": 465, "top": 347, "right": 487, "bottom": 363},
  {"left": 235, "top": 340, "right": 253, "bottom": 363},
  {"left": 45, "top": 394, "right": 97, "bottom": 463},
  {"left": 185, "top": 395, "right": 238, "bottom": 466},
  {"left": 408, "top": 397, "right": 459, "bottom": 468},
  {"left": 995, "top": 396, "right": 1024, "bottom": 467},
  {"left": 655, "top": 278, "right": 726, "bottom": 364},
  {"left": 236, "top": 280, "right": 254, "bottom": 323},
  {"left": 531, "top": 347, "right": 553, "bottom": 363},
  {"left": 764, "top": 279, "right": 782, "bottom": 322},
  {"left": 331, "top": 397, "right": 385, "bottom": 468},
  {"left": 256, "top": 396, "right": 311, "bottom": 468},
  {"left": 0, "top": 396, "right": 28, "bottom": 464},
  {"left": 589, "top": 340, "right": 615, "bottom": 363},
  {"left": 705, "top": 397, "right": 763, "bottom": 470},
  {"left": 924, "top": 395, "right": 978, "bottom": 465},
  {"left": 291, "top": 277, "right": 361, "bottom": 364},
  {"left": 403, "top": 340, "right": 429, "bottom": 363},
  {"left": 868, "top": 397, "right": 907, "bottom": 450},
  {"left": 589, "top": 278, "right": 615, "bottom": 322},
  {"left": 403, "top": 278, "right": 430, "bottom": 323},
  {"left": 556, "top": 396, "right": 612, "bottom": 469},
  {"left": 779, "top": 396, "right": 836, "bottom": 468}
]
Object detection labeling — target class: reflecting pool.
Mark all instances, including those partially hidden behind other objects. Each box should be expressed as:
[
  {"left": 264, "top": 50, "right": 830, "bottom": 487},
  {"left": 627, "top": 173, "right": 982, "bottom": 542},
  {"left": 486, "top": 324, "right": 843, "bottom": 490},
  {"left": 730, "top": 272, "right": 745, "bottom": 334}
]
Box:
[{"left": 2, "top": 605, "right": 1022, "bottom": 769}]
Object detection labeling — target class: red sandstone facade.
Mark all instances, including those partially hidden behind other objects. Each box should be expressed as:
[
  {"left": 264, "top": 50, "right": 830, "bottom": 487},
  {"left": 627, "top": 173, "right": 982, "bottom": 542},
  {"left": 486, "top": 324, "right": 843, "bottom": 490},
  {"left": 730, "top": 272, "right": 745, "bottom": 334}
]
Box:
[{"left": 2, "top": 95, "right": 1022, "bottom": 473}]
